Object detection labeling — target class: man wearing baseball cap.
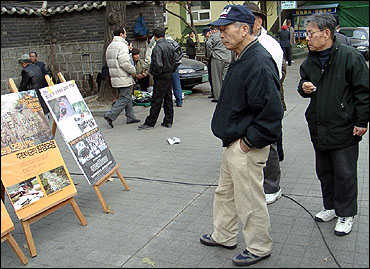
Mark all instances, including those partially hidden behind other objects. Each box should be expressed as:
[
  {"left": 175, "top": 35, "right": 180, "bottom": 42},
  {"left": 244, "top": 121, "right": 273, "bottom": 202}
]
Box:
[{"left": 199, "top": 5, "right": 283, "bottom": 266}]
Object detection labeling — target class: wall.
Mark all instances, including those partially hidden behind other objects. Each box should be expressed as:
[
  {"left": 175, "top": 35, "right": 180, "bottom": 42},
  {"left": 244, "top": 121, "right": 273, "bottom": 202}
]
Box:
[{"left": 1, "top": 2, "right": 164, "bottom": 95}]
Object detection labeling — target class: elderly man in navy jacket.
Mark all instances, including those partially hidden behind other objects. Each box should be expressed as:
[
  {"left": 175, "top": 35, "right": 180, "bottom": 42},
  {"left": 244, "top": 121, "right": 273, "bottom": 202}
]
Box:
[{"left": 199, "top": 5, "right": 283, "bottom": 267}]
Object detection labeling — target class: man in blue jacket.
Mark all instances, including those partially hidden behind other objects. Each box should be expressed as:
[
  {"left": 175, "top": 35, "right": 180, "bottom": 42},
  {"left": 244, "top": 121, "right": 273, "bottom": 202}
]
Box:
[
  {"left": 199, "top": 5, "right": 283, "bottom": 267},
  {"left": 298, "top": 13, "right": 369, "bottom": 236}
]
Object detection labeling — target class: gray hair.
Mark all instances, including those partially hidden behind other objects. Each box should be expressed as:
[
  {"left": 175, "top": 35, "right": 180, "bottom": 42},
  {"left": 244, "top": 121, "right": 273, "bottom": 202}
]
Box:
[
  {"left": 307, "top": 13, "right": 336, "bottom": 39},
  {"left": 234, "top": 21, "right": 254, "bottom": 35}
]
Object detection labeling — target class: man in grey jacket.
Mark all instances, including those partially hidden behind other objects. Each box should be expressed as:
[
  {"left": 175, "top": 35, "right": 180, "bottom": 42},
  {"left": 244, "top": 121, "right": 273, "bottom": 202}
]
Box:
[
  {"left": 104, "top": 26, "right": 140, "bottom": 128},
  {"left": 206, "top": 26, "right": 232, "bottom": 102}
]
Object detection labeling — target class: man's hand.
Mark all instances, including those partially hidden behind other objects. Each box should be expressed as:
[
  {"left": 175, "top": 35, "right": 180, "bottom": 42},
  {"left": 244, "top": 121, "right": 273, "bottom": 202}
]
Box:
[
  {"left": 302, "top": 82, "right": 317, "bottom": 94},
  {"left": 353, "top": 126, "right": 368, "bottom": 136}
]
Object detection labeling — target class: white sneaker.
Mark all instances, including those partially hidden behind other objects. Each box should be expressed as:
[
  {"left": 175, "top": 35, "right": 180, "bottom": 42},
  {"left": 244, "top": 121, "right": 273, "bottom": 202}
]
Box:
[
  {"left": 314, "top": 209, "right": 336, "bottom": 222},
  {"left": 334, "top": 216, "right": 354, "bottom": 236},
  {"left": 266, "top": 188, "right": 282, "bottom": 205}
]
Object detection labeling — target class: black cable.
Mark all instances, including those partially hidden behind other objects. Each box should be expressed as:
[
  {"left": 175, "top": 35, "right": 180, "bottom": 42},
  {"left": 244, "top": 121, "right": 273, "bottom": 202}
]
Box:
[
  {"left": 282, "top": 194, "right": 341, "bottom": 268},
  {"left": 69, "top": 172, "right": 342, "bottom": 268}
]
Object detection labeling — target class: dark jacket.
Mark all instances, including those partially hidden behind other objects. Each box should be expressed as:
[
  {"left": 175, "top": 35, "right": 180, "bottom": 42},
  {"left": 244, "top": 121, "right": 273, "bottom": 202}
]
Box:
[
  {"left": 186, "top": 36, "right": 196, "bottom": 57},
  {"left": 150, "top": 38, "right": 176, "bottom": 77},
  {"left": 19, "top": 63, "right": 48, "bottom": 91},
  {"left": 211, "top": 40, "right": 284, "bottom": 148},
  {"left": 34, "top": 61, "right": 48, "bottom": 75},
  {"left": 298, "top": 38, "right": 369, "bottom": 150},
  {"left": 276, "top": 30, "right": 291, "bottom": 48}
]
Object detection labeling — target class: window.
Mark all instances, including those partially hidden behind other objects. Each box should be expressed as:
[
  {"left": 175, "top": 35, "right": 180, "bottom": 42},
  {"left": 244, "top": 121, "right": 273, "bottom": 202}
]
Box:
[{"left": 187, "top": 1, "right": 211, "bottom": 23}]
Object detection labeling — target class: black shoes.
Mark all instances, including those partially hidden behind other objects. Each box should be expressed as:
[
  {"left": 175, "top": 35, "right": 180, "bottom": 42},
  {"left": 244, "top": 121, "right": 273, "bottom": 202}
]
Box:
[
  {"left": 104, "top": 116, "right": 114, "bottom": 128},
  {"left": 127, "top": 119, "right": 141, "bottom": 124},
  {"left": 161, "top": 123, "right": 172, "bottom": 128},
  {"left": 211, "top": 99, "right": 218, "bottom": 103},
  {"left": 138, "top": 124, "right": 154, "bottom": 130},
  {"left": 176, "top": 103, "right": 182, "bottom": 107},
  {"left": 208, "top": 95, "right": 214, "bottom": 98}
]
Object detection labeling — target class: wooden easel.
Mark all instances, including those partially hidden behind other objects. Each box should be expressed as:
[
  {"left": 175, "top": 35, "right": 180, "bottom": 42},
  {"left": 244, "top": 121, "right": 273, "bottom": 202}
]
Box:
[
  {"left": 1, "top": 201, "right": 29, "bottom": 265},
  {"left": 6, "top": 78, "right": 87, "bottom": 257},
  {"left": 57, "top": 73, "right": 130, "bottom": 213}
]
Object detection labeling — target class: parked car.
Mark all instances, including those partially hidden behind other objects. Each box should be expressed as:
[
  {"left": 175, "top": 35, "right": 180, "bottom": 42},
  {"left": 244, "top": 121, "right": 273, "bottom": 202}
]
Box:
[
  {"left": 178, "top": 58, "right": 208, "bottom": 89},
  {"left": 340, "top": 27, "right": 369, "bottom": 61}
]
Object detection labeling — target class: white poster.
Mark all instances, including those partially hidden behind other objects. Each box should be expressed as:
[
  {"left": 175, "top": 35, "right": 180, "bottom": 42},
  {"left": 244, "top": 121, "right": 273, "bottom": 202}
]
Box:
[{"left": 40, "top": 81, "right": 116, "bottom": 185}]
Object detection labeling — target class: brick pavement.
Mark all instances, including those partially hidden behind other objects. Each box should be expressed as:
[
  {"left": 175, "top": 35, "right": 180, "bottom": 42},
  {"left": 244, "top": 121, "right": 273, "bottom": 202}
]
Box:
[{"left": 1, "top": 57, "right": 369, "bottom": 268}]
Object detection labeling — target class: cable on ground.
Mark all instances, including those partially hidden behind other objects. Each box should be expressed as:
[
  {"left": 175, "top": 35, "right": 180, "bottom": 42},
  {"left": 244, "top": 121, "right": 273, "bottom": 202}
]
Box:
[{"left": 68, "top": 172, "right": 342, "bottom": 268}]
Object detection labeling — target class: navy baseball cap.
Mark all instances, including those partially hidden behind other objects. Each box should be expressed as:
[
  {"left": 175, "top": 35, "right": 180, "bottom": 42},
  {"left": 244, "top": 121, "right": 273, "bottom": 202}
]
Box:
[
  {"left": 202, "top": 27, "right": 211, "bottom": 36},
  {"left": 208, "top": 5, "right": 255, "bottom": 26}
]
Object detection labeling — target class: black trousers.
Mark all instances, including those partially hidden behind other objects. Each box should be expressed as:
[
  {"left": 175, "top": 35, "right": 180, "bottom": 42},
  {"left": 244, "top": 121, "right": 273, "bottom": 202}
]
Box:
[
  {"left": 144, "top": 72, "right": 174, "bottom": 127},
  {"left": 315, "top": 143, "right": 359, "bottom": 217},
  {"left": 282, "top": 46, "right": 291, "bottom": 66}
]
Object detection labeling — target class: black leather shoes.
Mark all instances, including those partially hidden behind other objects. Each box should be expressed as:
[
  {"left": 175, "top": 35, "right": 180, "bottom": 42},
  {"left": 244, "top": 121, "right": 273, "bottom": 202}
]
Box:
[
  {"left": 211, "top": 99, "right": 218, "bottom": 103},
  {"left": 104, "top": 116, "right": 114, "bottom": 128},
  {"left": 161, "top": 123, "right": 172, "bottom": 128},
  {"left": 138, "top": 124, "right": 154, "bottom": 130},
  {"left": 127, "top": 119, "right": 141, "bottom": 124}
]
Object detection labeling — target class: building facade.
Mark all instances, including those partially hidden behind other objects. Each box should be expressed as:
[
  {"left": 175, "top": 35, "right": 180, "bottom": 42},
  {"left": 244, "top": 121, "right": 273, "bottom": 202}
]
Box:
[{"left": 1, "top": 1, "right": 165, "bottom": 95}]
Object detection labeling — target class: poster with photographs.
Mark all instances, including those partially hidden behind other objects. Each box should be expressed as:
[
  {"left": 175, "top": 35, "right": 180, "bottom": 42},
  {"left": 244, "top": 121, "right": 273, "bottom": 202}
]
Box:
[
  {"left": 40, "top": 81, "right": 116, "bottom": 185},
  {"left": 1, "top": 90, "right": 77, "bottom": 220}
]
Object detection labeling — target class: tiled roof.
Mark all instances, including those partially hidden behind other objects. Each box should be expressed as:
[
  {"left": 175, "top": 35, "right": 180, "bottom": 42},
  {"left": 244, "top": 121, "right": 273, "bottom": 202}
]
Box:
[{"left": 1, "top": 1, "right": 151, "bottom": 16}]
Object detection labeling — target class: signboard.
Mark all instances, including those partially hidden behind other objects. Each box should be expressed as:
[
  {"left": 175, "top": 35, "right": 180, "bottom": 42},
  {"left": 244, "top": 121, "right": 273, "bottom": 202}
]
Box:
[
  {"left": 1, "top": 90, "right": 77, "bottom": 220},
  {"left": 281, "top": 1, "right": 297, "bottom": 10},
  {"left": 40, "top": 81, "right": 116, "bottom": 185}
]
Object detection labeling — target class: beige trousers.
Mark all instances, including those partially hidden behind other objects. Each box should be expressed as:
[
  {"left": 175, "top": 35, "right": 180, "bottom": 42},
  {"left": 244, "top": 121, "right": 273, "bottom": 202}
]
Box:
[{"left": 212, "top": 139, "right": 272, "bottom": 256}]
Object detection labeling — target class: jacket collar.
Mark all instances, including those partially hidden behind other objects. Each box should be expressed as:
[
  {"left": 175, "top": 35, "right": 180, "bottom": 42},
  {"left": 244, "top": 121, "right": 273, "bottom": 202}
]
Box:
[{"left": 113, "top": 35, "right": 128, "bottom": 44}]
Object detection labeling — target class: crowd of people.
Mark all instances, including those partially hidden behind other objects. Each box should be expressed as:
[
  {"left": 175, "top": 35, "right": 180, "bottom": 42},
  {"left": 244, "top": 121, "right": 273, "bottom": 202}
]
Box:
[{"left": 15, "top": 3, "right": 368, "bottom": 267}]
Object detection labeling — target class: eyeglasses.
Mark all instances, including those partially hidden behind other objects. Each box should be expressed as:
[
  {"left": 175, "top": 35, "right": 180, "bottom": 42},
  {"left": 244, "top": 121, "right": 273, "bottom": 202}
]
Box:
[{"left": 305, "top": 30, "right": 323, "bottom": 38}]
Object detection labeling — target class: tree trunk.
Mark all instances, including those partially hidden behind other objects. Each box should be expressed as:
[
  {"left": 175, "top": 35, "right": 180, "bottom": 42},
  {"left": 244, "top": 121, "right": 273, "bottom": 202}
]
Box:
[{"left": 98, "top": 1, "right": 126, "bottom": 102}]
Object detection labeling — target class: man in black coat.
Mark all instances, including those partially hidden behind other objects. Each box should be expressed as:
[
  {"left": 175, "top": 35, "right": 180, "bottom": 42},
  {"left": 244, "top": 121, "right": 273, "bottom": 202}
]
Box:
[
  {"left": 186, "top": 31, "right": 196, "bottom": 59},
  {"left": 18, "top": 54, "right": 50, "bottom": 115},
  {"left": 138, "top": 27, "right": 176, "bottom": 130},
  {"left": 276, "top": 25, "right": 292, "bottom": 65}
]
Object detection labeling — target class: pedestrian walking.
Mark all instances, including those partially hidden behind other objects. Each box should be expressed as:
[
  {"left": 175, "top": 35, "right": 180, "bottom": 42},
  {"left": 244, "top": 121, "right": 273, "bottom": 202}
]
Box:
[
  {"left": 104, "top": 26, "right": 140, "bottom": 128},
  {"left": 298, "top": 13, "right": 369, "bottom": 236},
  {"left": 206, "top": 26, "right": 231, "bottom": 102},
  {"left": 199, "top": 5, "right": 284, "bottom": 267},
  {"left": 286, "top": 19, "right": 296, "bottom": 62},
  {"left": 138, "top": 27, "right": 177, "bottom": 130},
  {"left": 244, "top": 1, "right": 285, "bottom": 205},
  {"left": 202, "top": 27, "right": 214, "bottom": 99},
  {"left": 186, "top": 31, "right": 196, "bottom": 59},
  {"left": 276, "top": 25, "right": 291, "bottom": 66}
]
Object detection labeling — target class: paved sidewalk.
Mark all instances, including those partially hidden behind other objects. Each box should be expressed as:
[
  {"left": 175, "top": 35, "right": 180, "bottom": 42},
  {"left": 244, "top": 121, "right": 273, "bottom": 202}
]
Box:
[{"left": 1, "top": 58, "right": 369, "bottom": 268}]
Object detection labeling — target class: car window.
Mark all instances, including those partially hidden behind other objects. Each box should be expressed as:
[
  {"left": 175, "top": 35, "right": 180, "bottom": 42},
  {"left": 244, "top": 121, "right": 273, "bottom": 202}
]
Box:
[{"left": 352, "top": 30, "right": 368, "bottom": 40}]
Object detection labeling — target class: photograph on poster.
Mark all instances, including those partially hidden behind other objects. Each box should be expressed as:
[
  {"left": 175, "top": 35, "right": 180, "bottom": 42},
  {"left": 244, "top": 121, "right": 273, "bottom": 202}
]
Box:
[
  {"left": 39, "top": 165, "right": 71, "bottom": 195},
  {"left": 1, "top": 90, "right": 53, "bottom": 157},
  {"left": 6, "top": 177, "right": 44, "bottom": 211},
  {"left": 48, "top": 95, "right": 75, "bottom": 121},
  {"left": 73, "top": 140, "right": 95, "bottom": 165}
]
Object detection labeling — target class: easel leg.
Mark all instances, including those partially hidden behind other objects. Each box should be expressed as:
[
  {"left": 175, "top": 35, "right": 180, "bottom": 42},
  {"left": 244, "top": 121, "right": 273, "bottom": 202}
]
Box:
[
  {"left": 5, "top": 234, "right": 29, "bottom": 265},
  {"left": 1, "top": 181, "right": 5, "bottom": 202},
  {"left": 93, "top": 185, "right": 108, "bottom": 212},
  {"left": 116, "top": 170, "right": 130, "bottom": 191},
  {"left": 69, "top": 198, "right": 87, "bottom": 226},
  {"left": 21, "top": 221, "right": 37, "bottom": 257}
]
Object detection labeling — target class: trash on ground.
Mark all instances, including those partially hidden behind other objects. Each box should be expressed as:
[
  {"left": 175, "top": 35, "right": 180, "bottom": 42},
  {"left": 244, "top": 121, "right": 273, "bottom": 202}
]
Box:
[{"left": 167, "top": 137, "right": 181, "bottom": 145}]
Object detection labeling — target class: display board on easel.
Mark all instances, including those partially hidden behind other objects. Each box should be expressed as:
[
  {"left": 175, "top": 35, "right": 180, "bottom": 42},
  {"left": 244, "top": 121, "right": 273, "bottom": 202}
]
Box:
[
  {"left": 39, "top": 73, "right": 130, "bottom": 213},
  {"left": 1, "top": 78, "right": 87, "bottom": 257}
]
